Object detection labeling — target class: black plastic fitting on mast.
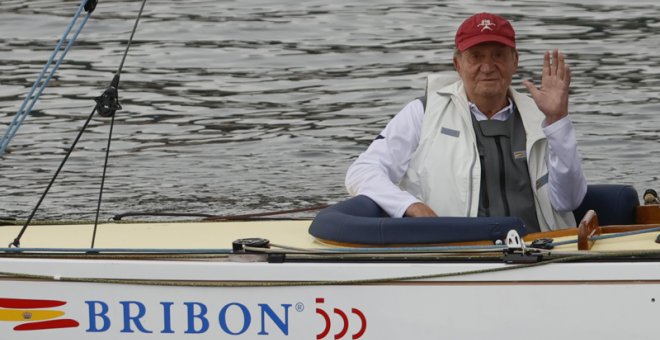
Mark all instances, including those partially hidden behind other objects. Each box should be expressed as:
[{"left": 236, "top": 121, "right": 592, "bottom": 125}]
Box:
[
  {"left": 94, "top": 74, "right": 122, "bottom": 117},
  {"left": 85, "top": 0, "right": 98, "bottom": 13}
]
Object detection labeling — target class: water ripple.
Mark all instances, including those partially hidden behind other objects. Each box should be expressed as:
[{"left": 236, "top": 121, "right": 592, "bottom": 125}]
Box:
[{"left": 1, "top": 0, "right": 659, "bottom": 220}]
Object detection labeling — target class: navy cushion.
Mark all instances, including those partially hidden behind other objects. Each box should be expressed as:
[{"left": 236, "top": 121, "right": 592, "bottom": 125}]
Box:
[
  {"left": 573, "top": 184, "right": 639, "bottom": 225},
  {"left": 309, "top": 185, "right": 639, "bottom": 245},
  {"left": 309, "top": 195, "right": 527, "bottom": 245}
]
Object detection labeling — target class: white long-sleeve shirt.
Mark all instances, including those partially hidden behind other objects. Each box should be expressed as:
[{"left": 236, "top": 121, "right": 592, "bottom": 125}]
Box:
[{"left": 345, "top": 98, "right": 587, "bottom": 218}]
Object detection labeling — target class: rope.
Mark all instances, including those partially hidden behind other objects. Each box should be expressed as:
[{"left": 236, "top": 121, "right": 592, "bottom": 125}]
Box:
[
  {"left": 1, "top": 250, "right": 659, "bottom": 287},
  {"left": 0, "top": 0, "right": 95, "bottom": 157},
  {"left": 9, "top": 107, "right": 99, "bottom": 248},
  {"left": 202, "top": 205, "right": 329, "bottom": 221},
  {"left": 9, "top": 0, "right": 148, "bottom": 248},
  {"left": 110, "top": 205, "right": 328, "bottom": 222},
  {"left": 0, "top": 247, "right": 233, "bottom": 254},
  {"left": 91, "top": 113, "right": 115, "bottom": 248},
  {"left": 548, "top": 227, "right": 660, "bottom": 248},
  {"left": 0, "top": 243, "right": 502, "bottom": 255},
  {"left": 116, "top": 0, "right": 147, "bottom": 76},
  {"left": 593, "top": 227, "right": 660, "bottom": 241},
  {"left": 265, "top": 243, "right": 506, "bottom": 253}
]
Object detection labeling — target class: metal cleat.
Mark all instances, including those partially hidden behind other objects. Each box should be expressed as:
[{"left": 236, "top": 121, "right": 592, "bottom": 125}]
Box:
[{"left": 503, "top": 230, "right": 543, "bottom": 264}]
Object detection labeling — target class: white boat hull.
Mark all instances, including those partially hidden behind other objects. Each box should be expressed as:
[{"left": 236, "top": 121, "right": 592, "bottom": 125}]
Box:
[
  {"left": 2, "top": 219, "right": 660, "bottom": 339},
  {"left": 2, "top": 256, "right": 660, "bottom": 339}
]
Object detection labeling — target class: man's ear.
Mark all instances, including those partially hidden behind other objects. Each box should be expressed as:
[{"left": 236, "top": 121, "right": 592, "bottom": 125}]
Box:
[
  {"left": 513, "top": 49, "right": 519, "bottom": 70},
  {"left": 453, "top": 56, "right": 460, "bottom": 72}
]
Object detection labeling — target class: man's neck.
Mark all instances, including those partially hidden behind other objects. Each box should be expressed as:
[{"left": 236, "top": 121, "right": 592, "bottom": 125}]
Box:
[
  {"left": 469, "top": 97, "right": 509, "bottom": 119},
  {"left": 469, "top": 98, "right": 514, "bottom": 122}
]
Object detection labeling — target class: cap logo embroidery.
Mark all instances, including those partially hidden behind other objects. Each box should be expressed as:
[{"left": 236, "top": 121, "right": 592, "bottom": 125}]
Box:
[{"left": 477, "top": 19, "right": 495, "bottom": 32}]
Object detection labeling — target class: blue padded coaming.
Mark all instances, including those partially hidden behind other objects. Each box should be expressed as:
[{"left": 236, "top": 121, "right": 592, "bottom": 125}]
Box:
[
  {"left": 310, "top": 185, "right": 640, "bottom": 245},
  {"left": 309, "top": 195, "right": 527, "bottom": 245},
  {"left": 573, "top": 184, "right": 639, "bottom": 225}
]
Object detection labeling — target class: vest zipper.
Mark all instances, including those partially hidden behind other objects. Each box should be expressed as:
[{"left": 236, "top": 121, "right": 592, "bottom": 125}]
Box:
[{"left": 495, "top": 137, "right": 511, "bottom": 216}]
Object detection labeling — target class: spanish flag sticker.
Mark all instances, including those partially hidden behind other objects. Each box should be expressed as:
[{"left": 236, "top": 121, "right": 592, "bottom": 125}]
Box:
[{"left": 0, "top": 298, "right": 79, "bottom": 331}]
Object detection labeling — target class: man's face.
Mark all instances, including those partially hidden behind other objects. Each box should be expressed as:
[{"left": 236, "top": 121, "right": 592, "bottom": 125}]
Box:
[{"left": 453, "top": 43, "right": 518, "bottom": 102}]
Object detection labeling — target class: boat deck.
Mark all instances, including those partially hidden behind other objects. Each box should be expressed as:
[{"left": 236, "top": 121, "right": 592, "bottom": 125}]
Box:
[{"left": 1, "top": 220, "right": 660, "bottom": 252}]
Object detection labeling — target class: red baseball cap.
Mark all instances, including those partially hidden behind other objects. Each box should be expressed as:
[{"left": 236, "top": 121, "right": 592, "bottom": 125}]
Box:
[{"left": 455, "top": 13, "right": 516, "bottom": 52}]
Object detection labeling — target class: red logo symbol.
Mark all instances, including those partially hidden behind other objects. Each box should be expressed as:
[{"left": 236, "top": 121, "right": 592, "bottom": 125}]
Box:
[
  {"left": 0, "top": 298, "right": 79, "bottom": 331},
  {"left": 315, "top": 298, "right": 366, "bottom": 339}
]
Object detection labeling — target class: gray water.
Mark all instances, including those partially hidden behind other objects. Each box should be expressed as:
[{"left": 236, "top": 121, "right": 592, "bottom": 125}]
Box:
[{"left": 1, "top": 0, "right": 659, "bottom": 221}]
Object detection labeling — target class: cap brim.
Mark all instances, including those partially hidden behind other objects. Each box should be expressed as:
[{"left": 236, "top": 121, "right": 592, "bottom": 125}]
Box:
[{"left": 457, "top": 34, "right": 515, "bottom": 52}]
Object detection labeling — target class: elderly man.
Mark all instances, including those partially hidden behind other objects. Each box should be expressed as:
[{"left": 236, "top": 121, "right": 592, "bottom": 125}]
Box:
[{"left": 345, "top": 12, "right": 587, "bottom": 232}]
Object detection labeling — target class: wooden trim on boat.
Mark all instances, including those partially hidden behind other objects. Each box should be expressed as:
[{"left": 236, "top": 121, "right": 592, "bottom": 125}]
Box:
[
  {"left": 637, "top": 204, "right": 660, "bottom": 224},
  {"left": 600, "top": 223, "right": 660, "bottom": 233},
  {"left": 524, "top": 228, "right": 579, "bottom": 240}
]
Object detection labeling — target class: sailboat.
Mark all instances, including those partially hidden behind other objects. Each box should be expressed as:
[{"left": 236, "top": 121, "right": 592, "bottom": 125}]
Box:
[{"left": 1, "top": 1, "right": 660, "bottom": 339}]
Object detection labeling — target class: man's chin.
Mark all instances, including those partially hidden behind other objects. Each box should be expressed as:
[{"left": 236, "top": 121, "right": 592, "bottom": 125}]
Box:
[{"left": 474, "top": 88, "right": 507, "bottom": 99}]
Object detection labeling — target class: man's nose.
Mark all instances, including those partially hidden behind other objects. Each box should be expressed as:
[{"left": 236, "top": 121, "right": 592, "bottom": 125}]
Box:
[{"left": 480, "top": 58, "right": 495, "bottom": 72}]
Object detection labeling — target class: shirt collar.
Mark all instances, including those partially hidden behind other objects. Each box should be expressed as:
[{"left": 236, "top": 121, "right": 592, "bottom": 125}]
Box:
[{"left": 469, "top": 98, "right": 514, "bottom": 122}]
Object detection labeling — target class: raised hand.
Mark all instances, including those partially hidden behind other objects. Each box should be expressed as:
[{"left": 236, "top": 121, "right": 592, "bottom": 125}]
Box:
[{"left": 522, "top": 49, "right": 571, "bottom": 125}]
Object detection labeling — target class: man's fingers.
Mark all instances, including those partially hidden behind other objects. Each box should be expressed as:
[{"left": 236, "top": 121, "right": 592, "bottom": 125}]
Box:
[
  {"left": 557, "top": 51, "right": 565, "bottom": 80},
  {"left": 529, "top": 50, "right": 571, "bottom": 120},
  {"left": 522, "top": 79, "right": 539, "bottom": 96},
  {"left": 543, "top": 51, "right": 550, "bottom": 77}
]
